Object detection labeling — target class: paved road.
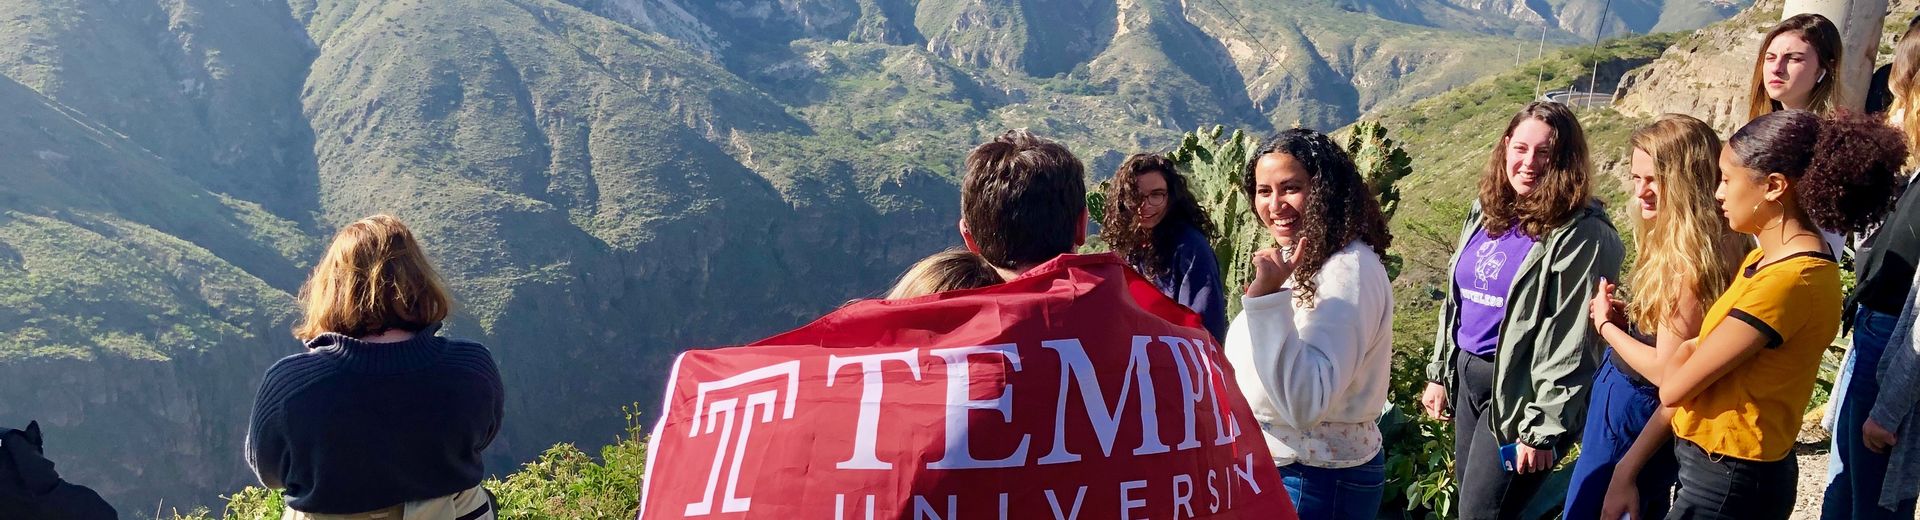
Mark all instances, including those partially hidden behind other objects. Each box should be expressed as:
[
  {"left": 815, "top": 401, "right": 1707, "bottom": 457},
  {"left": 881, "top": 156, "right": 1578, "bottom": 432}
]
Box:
[{"left": 1542, "top": 90, "right": 1613, "bottom": 107}]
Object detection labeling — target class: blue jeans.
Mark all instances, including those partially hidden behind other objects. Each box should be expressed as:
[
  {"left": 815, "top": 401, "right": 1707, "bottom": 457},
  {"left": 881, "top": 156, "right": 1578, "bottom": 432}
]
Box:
[
  {"left": 1281, "top": 450, "right": 1386, "bottom": 520},
  {"left": 1564, "top": 355, "right": 1677, "bottom": 520},
  {"left": 1822, "top": 307, "right": 1919, "bottom": 520}
]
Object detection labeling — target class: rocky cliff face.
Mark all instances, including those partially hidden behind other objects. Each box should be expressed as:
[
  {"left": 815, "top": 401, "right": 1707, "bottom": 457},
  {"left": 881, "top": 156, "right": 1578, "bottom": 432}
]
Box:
[
  {"left": 1613, "top": 0, "right": 1787, "bottom": 131},
  {"left": 0, "top": 65, "right": 304, "bottom": 510},
  {"left": 1615, "top": 0, "right": 1918, "bottom": 132},
  {"left": 1345, "top": 0, "right": 1744, "bottom": 39}
]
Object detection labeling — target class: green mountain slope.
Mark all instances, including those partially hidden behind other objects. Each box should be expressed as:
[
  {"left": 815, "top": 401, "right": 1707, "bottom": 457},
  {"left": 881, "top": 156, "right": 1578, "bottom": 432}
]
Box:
[
  {"left": 1338, "top": 33, "right": 1680, "bottom": 412},
  {"left": 0, "top": 0, "right": 1740, "bottom": 512},
  {"left": 0, "top": 70, "right": 300, "bottom": 508}
]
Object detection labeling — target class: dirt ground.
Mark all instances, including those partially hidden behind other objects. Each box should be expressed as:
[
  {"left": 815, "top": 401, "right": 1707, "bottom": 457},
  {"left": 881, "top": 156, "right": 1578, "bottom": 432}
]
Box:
[
  {"left": 1792, "top": 451, "right": 1829, "bottom": 520},
  {"left": 1788, "top": 450, "right": 1920, "bottom": 520}
]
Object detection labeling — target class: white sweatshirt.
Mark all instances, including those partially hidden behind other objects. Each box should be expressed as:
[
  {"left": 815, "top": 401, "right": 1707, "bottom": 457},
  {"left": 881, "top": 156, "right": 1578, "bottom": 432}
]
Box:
[{"left": 1223, "top": 240, "right": 1395, "bottom": 468}]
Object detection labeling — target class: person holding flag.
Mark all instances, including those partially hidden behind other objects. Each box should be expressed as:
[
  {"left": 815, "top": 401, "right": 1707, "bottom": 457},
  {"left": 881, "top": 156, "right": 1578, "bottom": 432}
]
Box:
[{"left": 636, "top": 129, "right": 1298, "bottom": 520}]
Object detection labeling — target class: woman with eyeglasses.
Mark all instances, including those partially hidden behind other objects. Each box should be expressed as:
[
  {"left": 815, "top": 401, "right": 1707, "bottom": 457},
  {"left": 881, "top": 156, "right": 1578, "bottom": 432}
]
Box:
[{"left": 1102, "top": 153, "right": 1228, "bottom": 340}]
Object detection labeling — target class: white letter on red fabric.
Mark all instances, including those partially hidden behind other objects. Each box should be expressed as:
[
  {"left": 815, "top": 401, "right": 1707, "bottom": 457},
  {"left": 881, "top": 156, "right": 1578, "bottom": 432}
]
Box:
[
  {"left": 684, "top": 362, "right": 800, "bottom": 516},
  {"left": 826, "top": 349, "right": 922, "bottom": 470},
  {"left": 1038, "top": 336, "right": 1169, "bottom": 465},
  {"left": 927, "top": 344, "right": 1029, "bottom": 469}
]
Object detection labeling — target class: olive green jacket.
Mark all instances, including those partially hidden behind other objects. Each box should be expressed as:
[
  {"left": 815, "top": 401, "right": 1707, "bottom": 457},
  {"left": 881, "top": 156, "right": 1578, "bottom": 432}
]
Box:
[{"left": 1425, "top": 201, "right": 1624, "bottom": 449}]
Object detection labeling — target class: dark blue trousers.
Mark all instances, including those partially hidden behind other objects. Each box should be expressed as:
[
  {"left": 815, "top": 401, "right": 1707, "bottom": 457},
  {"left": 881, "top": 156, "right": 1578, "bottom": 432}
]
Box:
[
  {"left": 1822, "top": 307, "right": 1918, "bottom": 520},
  {"left": 1563, "top": 354, "right": 1678, "bottom": 520}
]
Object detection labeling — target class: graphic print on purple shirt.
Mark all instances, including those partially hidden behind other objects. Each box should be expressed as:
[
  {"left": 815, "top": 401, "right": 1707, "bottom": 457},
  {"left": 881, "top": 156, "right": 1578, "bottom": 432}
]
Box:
[{"left": 1453, "top": 228, "right": 1537, "bottom": 357}]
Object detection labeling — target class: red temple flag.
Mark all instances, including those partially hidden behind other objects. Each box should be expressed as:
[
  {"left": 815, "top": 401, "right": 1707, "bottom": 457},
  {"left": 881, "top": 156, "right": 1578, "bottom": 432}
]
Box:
[{"left": 639, "top": 253, "right": 1295, "bottom": 519}]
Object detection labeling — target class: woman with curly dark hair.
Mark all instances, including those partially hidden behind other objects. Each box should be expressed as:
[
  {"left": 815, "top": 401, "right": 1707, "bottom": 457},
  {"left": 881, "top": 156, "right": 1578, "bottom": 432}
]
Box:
[
  {"left": 1421, "top": 101, "right": 1625, "bottom": 520},
  {"left": 1101, "top": 153, "right": 1227, "bottom": 340},
  {"left": 1647, "top": 110, "right": 1904, "bottom": 520},
  {"left": 1221, "top": 128, "right": 1394, "bottom": 520}
]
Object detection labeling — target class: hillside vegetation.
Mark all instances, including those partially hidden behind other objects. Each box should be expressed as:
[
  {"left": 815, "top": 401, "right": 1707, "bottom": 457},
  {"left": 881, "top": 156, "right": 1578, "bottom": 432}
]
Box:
[
  {"left": 164, "top": 30, "right": 1691, "bottom": 519},
  {"left": 0, "top": 0, "right": 1746, "bottom": 513}
]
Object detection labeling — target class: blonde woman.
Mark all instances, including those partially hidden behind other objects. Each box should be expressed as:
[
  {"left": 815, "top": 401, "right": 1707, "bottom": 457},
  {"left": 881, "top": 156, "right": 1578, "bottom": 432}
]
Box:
[
  {"left": 1569, "top": 115, "right": 1747, "bottom": 520},
  {"left": 246, "top": 215, "right": 503, "bottom": 519},
  {"left": 885, "top": 248, "right": 1003, "bottom": 299}
]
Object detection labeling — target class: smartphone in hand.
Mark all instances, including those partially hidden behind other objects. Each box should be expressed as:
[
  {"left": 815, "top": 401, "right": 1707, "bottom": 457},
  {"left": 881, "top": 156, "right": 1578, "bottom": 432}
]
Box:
[{"left": 1498, "top": 442, "right": 1556, "bottom": 472}]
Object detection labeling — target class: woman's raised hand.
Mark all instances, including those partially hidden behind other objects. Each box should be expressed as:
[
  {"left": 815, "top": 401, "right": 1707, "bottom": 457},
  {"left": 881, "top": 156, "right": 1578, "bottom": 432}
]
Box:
[
  {"left": 1246, "top": 246, "right": 1297, "bottom": 298},
  {"left": 1589, "top": 277, "right": 1627, "bottom": 333}
]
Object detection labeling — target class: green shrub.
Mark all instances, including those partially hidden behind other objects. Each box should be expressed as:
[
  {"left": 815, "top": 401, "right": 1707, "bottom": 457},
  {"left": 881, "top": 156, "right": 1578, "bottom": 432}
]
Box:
[
  {"left": 488, "top": 406, "right": 649, "bottom": 519},
  {"left": 1169, "top": 126, "right": 1264, "bottom": 317},
  {"left": 166, "top": 407, "right": 650, "bottom": 520},
  {"left": 1378, "top": 404, "right": 1456, "bottom": 519}
]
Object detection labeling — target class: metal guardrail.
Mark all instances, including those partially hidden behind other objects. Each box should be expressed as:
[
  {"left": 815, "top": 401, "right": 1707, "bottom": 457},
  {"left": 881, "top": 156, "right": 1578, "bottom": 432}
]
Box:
[{"left": 1541, "top": 89, "right": 1615, "bottom": 107}]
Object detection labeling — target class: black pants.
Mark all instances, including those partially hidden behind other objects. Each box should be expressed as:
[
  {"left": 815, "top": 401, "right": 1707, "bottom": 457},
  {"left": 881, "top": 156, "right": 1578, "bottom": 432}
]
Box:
[
  {"left": 1667, "top": 437, "right": 1796, "bottom": 520},
  {"left": 1454, "top": 352, "right": 1558, "bottom": 520}
]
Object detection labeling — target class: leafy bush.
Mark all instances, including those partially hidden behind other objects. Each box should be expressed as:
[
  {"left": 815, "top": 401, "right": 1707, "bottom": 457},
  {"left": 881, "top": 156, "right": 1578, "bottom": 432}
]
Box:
[
  {"left": 1169, "top": 126, "right": 1264, "bottom": 316},
  {"left": 166, "top": 407, "right": 650, "bottom": 520},
  {"left": 489, "top": 406, "right": 649, "bottom": 519},
  {"left": 1378, "top": 404, "right": 1457, "bottom": 519}
]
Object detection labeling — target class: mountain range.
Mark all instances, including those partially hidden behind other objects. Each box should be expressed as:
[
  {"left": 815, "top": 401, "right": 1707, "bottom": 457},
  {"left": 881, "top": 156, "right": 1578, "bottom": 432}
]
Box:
[{"left": 0, "top": 0, "right": 1746, "bottom": 511}]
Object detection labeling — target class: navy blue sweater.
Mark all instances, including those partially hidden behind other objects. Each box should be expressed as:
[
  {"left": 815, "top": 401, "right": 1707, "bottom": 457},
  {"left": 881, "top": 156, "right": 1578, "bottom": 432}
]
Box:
[
  {"left": 1131, "top": 223, "right": 1229, "bottom": 341},
  {"left": 246, "top": 324, "right": 504, "bottom": 514}
]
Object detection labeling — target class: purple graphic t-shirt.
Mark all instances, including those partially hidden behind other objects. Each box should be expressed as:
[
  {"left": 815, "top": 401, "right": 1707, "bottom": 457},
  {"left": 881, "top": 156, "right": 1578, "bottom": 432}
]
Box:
[{"left": 1453, "top": 228, "right": 1536, "bottom": 357}]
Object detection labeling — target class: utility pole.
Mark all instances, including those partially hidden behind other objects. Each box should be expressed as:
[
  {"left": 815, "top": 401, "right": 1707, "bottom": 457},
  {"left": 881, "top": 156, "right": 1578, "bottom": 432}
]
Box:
[
  {"left": 1533, "top": 26, "right": 1549, "bottom": 99},
  {"left": 1589, "top": 0, "right": 1614, "bottom": 100}
]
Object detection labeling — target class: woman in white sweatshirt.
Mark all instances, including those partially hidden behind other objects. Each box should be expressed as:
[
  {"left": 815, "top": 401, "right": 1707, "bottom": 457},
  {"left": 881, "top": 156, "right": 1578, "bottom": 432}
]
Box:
[{"left": 1224, "top": 128, "right": 1396, "bottom": 520}]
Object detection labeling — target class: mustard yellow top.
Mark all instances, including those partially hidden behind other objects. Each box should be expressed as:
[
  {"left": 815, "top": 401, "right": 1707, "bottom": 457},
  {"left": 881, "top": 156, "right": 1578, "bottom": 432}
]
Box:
[{"left": 1671, "top": 248, "right": 1841, "bottom": 461}]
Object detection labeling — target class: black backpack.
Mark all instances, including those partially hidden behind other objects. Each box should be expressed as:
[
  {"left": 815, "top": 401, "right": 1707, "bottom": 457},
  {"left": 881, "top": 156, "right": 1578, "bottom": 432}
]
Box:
[{"left": 0, "top": 421, "right": 117, "bottom": 520}]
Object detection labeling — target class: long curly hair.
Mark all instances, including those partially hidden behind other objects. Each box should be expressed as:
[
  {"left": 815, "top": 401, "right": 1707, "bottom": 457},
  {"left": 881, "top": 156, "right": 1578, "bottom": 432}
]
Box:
[
  {"left": 1241, "top": 128, "right": 1393, "bottom": 305},
  {"left": 1729, "top": 110, "right": 1906, "bottom": 235},
  {"left": 1101, "top": 153, "right": 1217, "bottom": 279},
  {"left": 1480, "top": 101, "right": 1594, "bottom": 239},
  {"left": 1624, "top": 115, "right": 1748, "bottom": 333}
]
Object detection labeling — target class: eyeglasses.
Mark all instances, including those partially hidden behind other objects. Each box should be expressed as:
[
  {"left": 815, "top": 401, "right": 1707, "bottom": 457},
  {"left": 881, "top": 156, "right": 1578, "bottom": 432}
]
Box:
[{"left": 1142, "top": 191, "right": 1169, "bottom": 207}]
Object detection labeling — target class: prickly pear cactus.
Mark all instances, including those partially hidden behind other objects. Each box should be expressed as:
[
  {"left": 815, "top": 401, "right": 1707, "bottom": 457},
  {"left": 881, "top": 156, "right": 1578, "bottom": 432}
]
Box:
[
  {"left": 1168, "top": 125, "right": 1264, "bottom": 317},
  {"left": 1344, "top": 121, "right": 1413, "bottom": 280},
  {"left": 1345, "top": 121, "right": 1414, "bottom": 222}
]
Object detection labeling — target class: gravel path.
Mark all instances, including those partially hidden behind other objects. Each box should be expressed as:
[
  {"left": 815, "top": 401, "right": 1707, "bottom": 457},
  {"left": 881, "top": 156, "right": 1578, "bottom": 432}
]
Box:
[
  {"left": 1789, "top": 450, "right": 1920, "bottom": 520},
  {"left": 1792, "top": 451, "right": 1828, "bottom": 520}
]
